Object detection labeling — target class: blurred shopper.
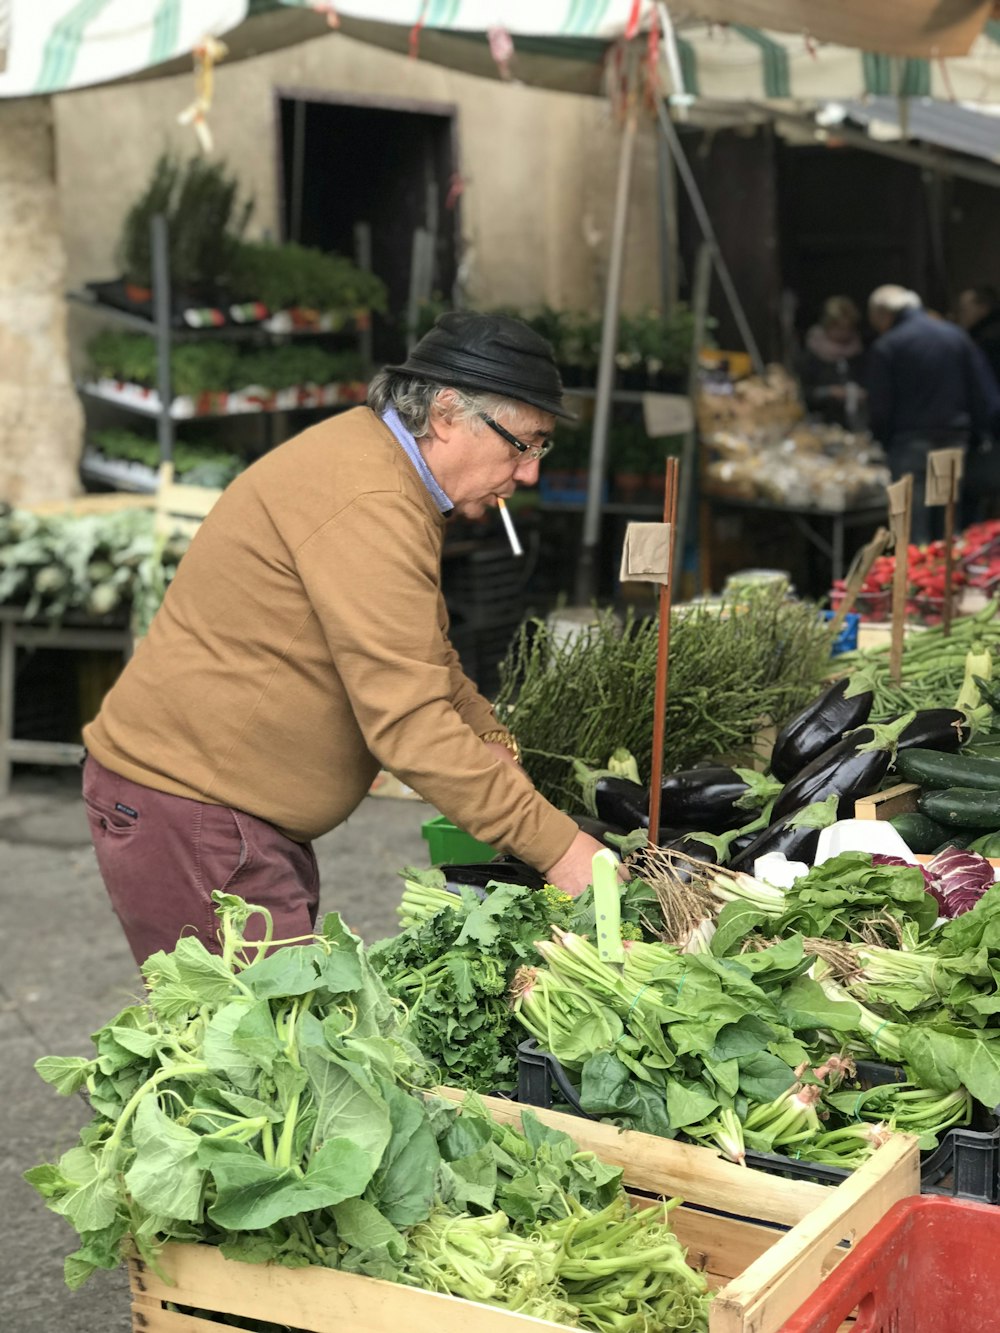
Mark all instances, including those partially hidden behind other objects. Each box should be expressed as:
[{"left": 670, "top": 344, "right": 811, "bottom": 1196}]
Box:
[
  {"left": 81, "top": 312, "right": 610, "bottom": 965},
  {"left": 956, "top": 285, "right": 1000, "bottom": 388},
  {"left": 867, "top": 285, "right": 1000, "bottom": 541},
  {"left": 799, "top": 296, "right": 866, "bottom": 428}
]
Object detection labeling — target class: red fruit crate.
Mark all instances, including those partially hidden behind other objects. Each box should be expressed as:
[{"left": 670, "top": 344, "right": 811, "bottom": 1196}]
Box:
[{"left": 780, "top": 1195, "right": 1000, "bottom": 1331}]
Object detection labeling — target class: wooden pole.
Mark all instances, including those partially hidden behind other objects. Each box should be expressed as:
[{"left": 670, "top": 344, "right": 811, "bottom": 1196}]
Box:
[
  {"left": 647, "top": 457, "right": 680, "bottom": 843},
  {"left": 888, "top": 475, "right": 913, "bottom": 686},
  {"left": 943, "top": 455, "right": 957, "bottom": 637}
]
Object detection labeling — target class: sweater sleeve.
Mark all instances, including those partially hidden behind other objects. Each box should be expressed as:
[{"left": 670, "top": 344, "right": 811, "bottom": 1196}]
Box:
[{"left": 295, "top": 491, "right": 577, "bottom": 870}]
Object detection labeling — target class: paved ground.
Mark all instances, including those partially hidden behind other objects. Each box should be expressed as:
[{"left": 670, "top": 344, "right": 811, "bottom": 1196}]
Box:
[{"left": 0, "top": 768, "right": 433, "bottom": 1333}]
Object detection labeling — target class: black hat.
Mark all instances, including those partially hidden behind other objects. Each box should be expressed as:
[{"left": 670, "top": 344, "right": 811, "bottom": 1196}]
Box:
[{"left": 386, "top": 311, "right": 576, "bottom": 419}]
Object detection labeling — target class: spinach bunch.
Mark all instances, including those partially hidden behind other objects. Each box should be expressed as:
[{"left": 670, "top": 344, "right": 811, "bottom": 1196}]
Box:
[{"left": 369, "top": 882, "right": 582, "bottom": 1094}]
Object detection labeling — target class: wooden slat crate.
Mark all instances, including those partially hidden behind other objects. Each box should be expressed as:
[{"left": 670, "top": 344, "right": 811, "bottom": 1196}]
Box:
[
  {"left": 854, "top": 782, "right": 920, "bottom": 821},
  {"left": 128, "top": 1094, "right": 919, "bottom": 1333}
]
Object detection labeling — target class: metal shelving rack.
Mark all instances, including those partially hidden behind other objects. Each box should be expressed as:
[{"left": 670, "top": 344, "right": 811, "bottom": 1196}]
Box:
[{"left": 70, "top": 214, "right": 374, "bottom": 488}]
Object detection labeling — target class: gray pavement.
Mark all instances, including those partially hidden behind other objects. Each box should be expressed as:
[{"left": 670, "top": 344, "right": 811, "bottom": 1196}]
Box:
[{"left": 0, "top": 768, "right": 433, "bottom": 1333}]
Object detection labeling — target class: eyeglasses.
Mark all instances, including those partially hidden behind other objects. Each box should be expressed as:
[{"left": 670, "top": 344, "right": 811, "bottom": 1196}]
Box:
[{"left": 477, "top": 411, "right": 555, "bottom": 462}]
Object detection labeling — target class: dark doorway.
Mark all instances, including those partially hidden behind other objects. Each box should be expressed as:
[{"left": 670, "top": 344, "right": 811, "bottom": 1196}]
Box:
[{"left": 277, "top": 92, "right": 460, "bottom": 363}]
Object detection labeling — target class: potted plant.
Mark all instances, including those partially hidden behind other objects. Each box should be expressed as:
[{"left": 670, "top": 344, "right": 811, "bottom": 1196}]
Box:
[
  {"left": 229, "top": 241, "right": 387, "bottom": 315},
  {"left": 169, "top": 156, "right": 253, "bottom": 302},
  {"left": 116, "top": 154, "right": 180, "bottom": 300}
]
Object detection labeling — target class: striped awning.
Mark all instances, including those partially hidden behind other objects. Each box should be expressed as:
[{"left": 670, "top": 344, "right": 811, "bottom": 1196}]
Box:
[
  {"left": 670, "top": 19, "right": 1000, "bottom": 103},
  {"left": 3, "top": 0, "right": 1000, "bottom": 102}
]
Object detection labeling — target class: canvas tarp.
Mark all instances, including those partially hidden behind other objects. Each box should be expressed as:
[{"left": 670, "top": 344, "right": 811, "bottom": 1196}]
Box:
[{"left": 4, "top": 0, "right": 1000, "bottom": 100}]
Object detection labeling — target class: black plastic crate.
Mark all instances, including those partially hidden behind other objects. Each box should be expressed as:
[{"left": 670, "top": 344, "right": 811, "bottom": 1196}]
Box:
[{"left": 516, "top": 1039, "right": 1000, "bottom": 1203}]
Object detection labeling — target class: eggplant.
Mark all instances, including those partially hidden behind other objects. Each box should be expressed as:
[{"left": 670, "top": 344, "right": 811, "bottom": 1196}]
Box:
[
  {"left": 593, "top": 776, "right": 652, "bottom": 831},
  {"left": 770, "top": 715, "right": 914, "bottom": 823},
  {"left": 440, "top": 858, "right": 545, "bottom": 891},
  {"left": 658, "top": 766, "right": 755, "bottom": 833},
  {"left": 574, "top": 814, "right": 628, "bottom": 844},
  {"left": 730, "top": 795, "right": 840, "bottom": 872},
  {"left": 770, "top": 677, "right": 874, "bottom": 782},
  {"left": 895, "top": 709, "right": 971, "bottom": 755},
  {"left": 659, "top": 834, "right": 720, "bottom": 865}
]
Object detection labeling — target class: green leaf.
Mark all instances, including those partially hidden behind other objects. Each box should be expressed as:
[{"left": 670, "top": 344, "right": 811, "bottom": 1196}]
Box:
[
  {"left": 666, "top": 1077, "right": 719, "bottom": 1129},
  {"left": 736, "top": 1051, "right": 796, "bottom": 1104},
  {"left": 124, "top": 1097, "right": 204, "bottom": 1222},
  {"left": 364, "top": 1082, "right": 439, "bottom": 1226},
  {"left": 203, "top": 1000, "right": 263, "bottom": 1092},
  {"left": 300, "top": 1038, "right": 392, "bottom": 1169},
  {"left": 331, "top": 1197, "right": 405, "bottom": 1256},
  {"left": 711, "top": 902, "right": 772, "bottom": 957},
  {"left": 780, "top": 976, "right": 863, "bottom": 1033},
  {"left": 901, "top": 1027, "right": 1000, "bottom": 1108},
  {"left": 454, "top": 884, "right": 532, "bottom": 949},
  {"left": 239, "top": 945, "right": 324, "bottom": 999},
  {"left": 200, "top": 1136, "right": 374, "bottom": 1230},
  {"left": 34, "top": 1056, "right": 91, "bottom": 1095}
]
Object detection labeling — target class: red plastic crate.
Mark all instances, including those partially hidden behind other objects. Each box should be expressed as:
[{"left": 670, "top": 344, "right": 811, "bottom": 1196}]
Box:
[{"left": 780, "top": 1195, "right": 1000, "bottom": 1332}]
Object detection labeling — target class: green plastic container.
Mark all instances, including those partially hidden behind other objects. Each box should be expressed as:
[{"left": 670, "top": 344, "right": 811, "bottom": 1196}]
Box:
[{"left": 421, "top": 814, "right": 494, "bottom": 865}]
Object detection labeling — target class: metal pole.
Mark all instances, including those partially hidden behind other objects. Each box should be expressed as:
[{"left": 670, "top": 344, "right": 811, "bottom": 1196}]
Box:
[
  {"left": 151, "top": 213, "right": 174, "bottom": 466},
  {"left": 656, "top": 117, "right": 679, "bottom": 315},
  {"left": 653, "top": 97, "right": 765, "bottom": 376},
  {"left": 575, "top": 107, "right": 639, "bottom": 605},
  {"left": 675, "top": 243, "right": 712, "bottom": 587}
]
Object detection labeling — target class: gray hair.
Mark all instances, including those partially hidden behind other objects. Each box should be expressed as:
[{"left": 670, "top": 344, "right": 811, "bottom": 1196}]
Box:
[
  {"left": 868, "top": 285, "right": 922, "bottom": 316},
  {"left": 366, "top": 369, "right": 542, "bottom": 440}
]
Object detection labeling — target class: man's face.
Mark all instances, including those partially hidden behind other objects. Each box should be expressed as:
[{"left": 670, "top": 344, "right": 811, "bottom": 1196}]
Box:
[
  {"left": 428, "top": 400, "right": 555, "bottom": 519},
  {"left": 869, "top": 305, "right": 892, "bottom": 335},
  {"left": 956, "top": 291, "right": 987, "bottom": 331}
]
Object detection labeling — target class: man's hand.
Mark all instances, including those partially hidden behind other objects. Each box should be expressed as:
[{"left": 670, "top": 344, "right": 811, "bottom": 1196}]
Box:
[
  {"left": 543, "top": 829, "right": 629, "bottom": 898},
  {"left": 484, "top": 740, "right": 519, "bottom": 769}
]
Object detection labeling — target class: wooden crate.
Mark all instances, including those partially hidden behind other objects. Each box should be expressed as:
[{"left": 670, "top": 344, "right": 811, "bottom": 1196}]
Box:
[
  {"left": 854, "top": 782, "right": 920, "bottom": 821},
  {"left": 128, "top": 1094, "right": 919, "bottom": 1333}
]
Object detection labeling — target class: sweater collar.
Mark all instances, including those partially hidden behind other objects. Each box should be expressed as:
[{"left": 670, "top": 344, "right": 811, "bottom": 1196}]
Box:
[{"left": 380, "top": 407, "right": 453, "bottom": 515}]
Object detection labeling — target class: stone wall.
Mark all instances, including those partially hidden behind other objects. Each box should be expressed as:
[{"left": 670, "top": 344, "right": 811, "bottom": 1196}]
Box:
[{"left": 0, "top": 98, "right": 82, "bottom": 505}]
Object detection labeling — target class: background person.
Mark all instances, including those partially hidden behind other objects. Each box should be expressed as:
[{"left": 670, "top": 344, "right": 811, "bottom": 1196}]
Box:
[
  {"left": 955, "top": 285, "right": 1000, "bottom": 389},
  {"left": 81, "top": 313, "right": 609, "bottom": 965},
  {"left": 867, "top": 285, "right": 999, "bottom": 541},
  {"left": 798, "top": 295, "right": 867, "bottom": 428}
]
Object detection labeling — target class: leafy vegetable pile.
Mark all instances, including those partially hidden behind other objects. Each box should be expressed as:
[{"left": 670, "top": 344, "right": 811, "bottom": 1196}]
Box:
[
  {"left": 372, "top": 873, "right": 663, "bottom": 1095},
  {"left": 0, "top": 505, "right": 188, "bottom": 633},
  {"left": 493, "top": 585, "right": 835, "bottom": 809},
  {"left": 26, "top": 894, "right": 708, "bottom": 1332}
]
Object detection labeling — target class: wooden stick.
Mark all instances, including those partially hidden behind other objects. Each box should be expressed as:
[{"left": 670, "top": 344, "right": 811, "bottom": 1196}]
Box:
[
  {"left": 829, "top": 526, "right": 891, "bottom": 636},
  {"left": 943, "top": 455, "right": 957, "bottom": 637},
  {"left": 888, "top": 475, "right": 913, "bottom": 686},
  {"left": 647, "top": 457, "right": 680, "bottom": 842}
]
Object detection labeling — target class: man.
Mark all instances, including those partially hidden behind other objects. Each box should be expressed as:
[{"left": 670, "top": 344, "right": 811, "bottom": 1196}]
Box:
[
  {"left": 867, "top": 285, "right": 999, "bottom": 542},
  {"left": 955, "top": 285, "right": 1000, "bottom": 389},
  {"left": 82, "top": 312, "right": 607, "bottom": 965}
]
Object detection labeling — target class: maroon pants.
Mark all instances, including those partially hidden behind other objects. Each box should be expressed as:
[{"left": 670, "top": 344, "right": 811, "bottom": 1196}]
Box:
[{"left": 83, "top": 754, "right": 320, "bottom": 966}]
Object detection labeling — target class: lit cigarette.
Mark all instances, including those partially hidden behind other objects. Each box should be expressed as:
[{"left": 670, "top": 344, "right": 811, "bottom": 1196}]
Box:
[{"left": 497, "top": 497, "right": 523, "bottom": 557}]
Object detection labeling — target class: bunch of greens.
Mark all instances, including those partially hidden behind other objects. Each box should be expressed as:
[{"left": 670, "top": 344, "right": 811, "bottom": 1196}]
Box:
[
  {"left": 369, "top": 880, "right": 584, "bottom": 1093},
  {"left": 494, "top": 586, "right": 835, "bottom": 810},
  {"left": 26, "top": 895, "right": 708, "bottom": 1332},
  {"left": 0, "top": 505, "right": 188, "bottom": 632},
  {"left": 707, "top": 852, "right": 941, "bottom": 956}
]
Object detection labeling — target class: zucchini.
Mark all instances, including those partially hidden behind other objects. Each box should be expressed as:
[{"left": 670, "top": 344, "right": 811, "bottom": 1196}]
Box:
[
  {"left": 888, "top": 811, "right": 950, "bottom": 854},
  {"left": 897, "top": 748, "right": 1000, "bottom": 794},
  {"left": 919, "top": 787, "right": 1000, "bottom": 828},
  {"left": 968, "top": 830, "right": 1000, "bottom": 857},
  {"left": 966, "top": 743, "right": 1000, "bottom": 761},
  {"left": 931, "top": 835, "right": 976, "bottom": 853}
]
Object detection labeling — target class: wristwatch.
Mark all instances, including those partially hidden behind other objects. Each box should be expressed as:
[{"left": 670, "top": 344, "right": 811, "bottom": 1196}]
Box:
[{"left": 480, "top": 729, "right": 522, "bottom": 764}]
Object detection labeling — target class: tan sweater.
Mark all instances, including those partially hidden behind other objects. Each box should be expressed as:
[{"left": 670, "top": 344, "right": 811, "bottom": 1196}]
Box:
[{"left": 84, "top": 408, "right": 577, "bottom": 871}]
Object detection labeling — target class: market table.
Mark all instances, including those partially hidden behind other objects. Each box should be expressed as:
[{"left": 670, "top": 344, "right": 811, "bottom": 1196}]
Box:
[
  {"left": 699, "top": 493, "right": 887, "bottom": 590},
  {"left": 0, "top": 604, "right": 132, "bottom": 795}
]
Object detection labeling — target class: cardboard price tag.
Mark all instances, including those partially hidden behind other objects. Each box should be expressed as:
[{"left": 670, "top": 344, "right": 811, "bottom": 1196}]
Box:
[
  {"left": 887, "top": 477, "right": 912, "bottom": 520},
  {"left": 619, "top": 521, "right": 672, "bottom": 586},
  {"left": 926, "top": 448, "right": 964, "bottom": 507},
  {"left": 643, "top": 393, "right": 694, "bottom": 438}
]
